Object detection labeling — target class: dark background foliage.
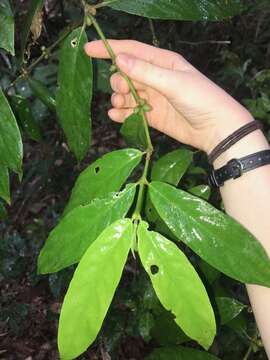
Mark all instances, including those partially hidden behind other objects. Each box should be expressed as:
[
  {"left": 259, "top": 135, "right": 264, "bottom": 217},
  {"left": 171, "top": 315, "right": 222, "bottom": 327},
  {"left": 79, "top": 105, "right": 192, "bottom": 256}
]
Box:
[{"left": 0, "top": 0, "right": 270, "bottom": 359}]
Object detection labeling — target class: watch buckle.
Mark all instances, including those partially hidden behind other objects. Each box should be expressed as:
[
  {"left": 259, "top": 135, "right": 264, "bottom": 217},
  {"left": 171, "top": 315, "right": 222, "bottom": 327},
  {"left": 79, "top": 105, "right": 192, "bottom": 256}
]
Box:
[{"left": 228, "top": 158, "right": 244, "bottom": 179}]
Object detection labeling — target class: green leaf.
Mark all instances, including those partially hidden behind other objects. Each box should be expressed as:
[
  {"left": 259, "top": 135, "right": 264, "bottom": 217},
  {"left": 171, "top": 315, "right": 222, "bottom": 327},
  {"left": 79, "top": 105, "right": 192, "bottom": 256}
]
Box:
[
  {"left": 151, "top": 310, "right": 189, "bottom": 346},
  {"left": 28, "top": 78, "right": 56, "bottom": 111},
  {"left": 64, "top": 148, "right": 142, "bottom": 215},
  {"left": 149, "top": 181, "right": 270, "bottom": 287},
  {"left": 20, "top": 0, "right": 44, "bottom": 60},
  {"left": 146, "top": 346, "right": 220, "bottom": 360},
  {"left": 38, "top": 184, "right": 136, "bottom": 274},
  {"left": 120, "top": 112, "right": 148, "bottom": 150},
  {"left": 0, "top": 89, "right": 23, "bottom": 174},
  {"left": 11, "top": 95, "right": 42, "bottom": 142},
  {"left": 138, "top": 221, "right": 216, "bottom": 349},
  {"left": 56, "top": 27, "right": 93, "bottom": 161},
  {"left": 58, "top": 219, "right": 133, "bottom": 360},
  {"left": 147, "top": 149, "right": 194, "bottom": 236},
  {"left": 0, "top": 166, "right": 10, "bottom": 203},
  {"left": 198, "top": 259, "right": 220, "bottom": 285},
  {"left": 189, "top": 184, "right": 211, "bottom": 201},
  {"left": 216, "top": 297, "right": 246, "bottom": 325},
  {"left": 108, "top": 0, "right": 243, "bottom": 21},
  {"left": 151, "top": 149, "right": 193, "bottom": 186},
  {"left": 0, "top": 0, "right": 14, "bottom": 55},
  {"left": 227, "top": 312, "right": 247, "bottom": 336},
  {"left": 145, "top": 193, "right": 176, "bottom": 241}
]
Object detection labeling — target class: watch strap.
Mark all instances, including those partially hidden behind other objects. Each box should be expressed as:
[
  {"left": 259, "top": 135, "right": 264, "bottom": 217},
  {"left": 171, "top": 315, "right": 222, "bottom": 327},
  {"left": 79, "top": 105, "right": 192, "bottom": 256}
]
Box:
[
  {"left": 208, "top": 120, "right": 263, "bottom": 164},
  {"left": 208, "top": 149, "right": 270, "bottom": 187}
]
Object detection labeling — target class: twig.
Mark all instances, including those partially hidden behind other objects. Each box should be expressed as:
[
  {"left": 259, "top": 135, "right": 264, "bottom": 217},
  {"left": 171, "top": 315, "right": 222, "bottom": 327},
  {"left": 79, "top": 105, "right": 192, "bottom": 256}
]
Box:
[
  {"left": 148, "top": 19, "right": 159, "bottom": 47},
  {"left": 243, "top": 343, "right": 252, "bottom": 360},
  {"left": 178, "top": 40, "right": 231, "bottom": 46}
]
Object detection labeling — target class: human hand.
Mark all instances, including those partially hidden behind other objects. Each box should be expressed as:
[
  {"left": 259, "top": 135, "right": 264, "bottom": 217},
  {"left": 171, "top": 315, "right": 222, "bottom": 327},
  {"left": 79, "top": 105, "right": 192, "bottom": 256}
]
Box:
[{"left": 84, "top": 40, "right": 253, "bottom": 154}]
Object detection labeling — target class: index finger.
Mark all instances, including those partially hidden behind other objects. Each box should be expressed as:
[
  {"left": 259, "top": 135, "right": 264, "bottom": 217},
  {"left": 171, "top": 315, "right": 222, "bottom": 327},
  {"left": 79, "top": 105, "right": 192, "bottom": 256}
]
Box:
[{"left": 84, "top": 39, "right": 189, "bottom": 71}]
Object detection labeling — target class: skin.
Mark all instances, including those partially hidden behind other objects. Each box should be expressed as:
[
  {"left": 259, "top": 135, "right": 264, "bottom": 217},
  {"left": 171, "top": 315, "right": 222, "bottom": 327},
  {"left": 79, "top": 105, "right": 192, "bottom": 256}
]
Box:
[{"left": 85, "top": 40, "right": 270, "bottom": 355}]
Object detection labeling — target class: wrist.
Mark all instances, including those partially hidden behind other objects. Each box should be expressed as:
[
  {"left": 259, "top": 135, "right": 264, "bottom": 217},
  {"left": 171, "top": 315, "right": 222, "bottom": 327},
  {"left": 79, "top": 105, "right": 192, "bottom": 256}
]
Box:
[
  {"left": 213, "top": 129, "right": 270, "bottom": 169},
  {"left": 205, "top": 107, "right": 255, "bottom": 157}
]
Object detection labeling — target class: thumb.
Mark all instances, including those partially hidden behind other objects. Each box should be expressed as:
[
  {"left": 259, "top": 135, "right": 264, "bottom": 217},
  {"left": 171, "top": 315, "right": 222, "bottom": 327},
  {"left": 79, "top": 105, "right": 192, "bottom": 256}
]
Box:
[{"left": 116, "top": 53, "right": 180, "bottom": 97}]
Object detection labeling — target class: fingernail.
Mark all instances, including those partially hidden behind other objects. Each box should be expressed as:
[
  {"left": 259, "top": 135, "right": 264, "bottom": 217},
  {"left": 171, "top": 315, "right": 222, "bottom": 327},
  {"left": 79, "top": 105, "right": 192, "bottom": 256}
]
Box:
[{"left": 116, "top": 54, "right": 134, "bottom": 70}]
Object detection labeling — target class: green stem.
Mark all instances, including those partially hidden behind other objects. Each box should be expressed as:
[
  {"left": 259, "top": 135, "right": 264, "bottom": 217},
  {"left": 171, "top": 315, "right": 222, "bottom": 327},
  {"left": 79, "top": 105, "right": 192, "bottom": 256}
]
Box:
[
  {"left": 133, "top": 153, "right": 151, "bottom": 220},
  {"left": 8, "top": 25, "right": 77, "bottom": 91},
  {"left": 243, "top": 344, "right": 252, "bottom": 360},
  {"left": 27, "top": 25, "right": 75, "bottom": 73},
  {"left": 94, "top": 0, "right": 118, "bottom": 9},
  {"left": 87, "top": 10, "right": 154, "bottom": 223},
  {"left": 88, "top": 15, "right": 116, "bottom": 62},
  {"left": 87, "top": 13, "right": 153, "bottom": 152}
]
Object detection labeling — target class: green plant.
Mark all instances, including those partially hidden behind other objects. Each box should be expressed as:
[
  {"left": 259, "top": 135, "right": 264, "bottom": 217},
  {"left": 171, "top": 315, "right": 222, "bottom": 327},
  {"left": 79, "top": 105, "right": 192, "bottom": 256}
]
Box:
[{"left": 1, "top": 0, "right": 269, "bottom": 359}]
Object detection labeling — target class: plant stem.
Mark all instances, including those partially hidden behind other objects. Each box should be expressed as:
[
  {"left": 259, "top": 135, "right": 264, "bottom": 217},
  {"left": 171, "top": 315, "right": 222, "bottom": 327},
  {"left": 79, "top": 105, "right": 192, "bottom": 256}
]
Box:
[
  {"left": 133, "top": 153, "right": 151, "bottom": 219},
  {"left": 87, "top": 12, "right": 153, "bottom": 152},
  {"left": 243, "top": 344, "right": 252, "bottom": 360},
  {"left": 89, "top": 14, "right": 141, "bottom": 104},
  {"left": 87, "top": 10, "right": 154, "bottom": 224},
  {"left": 7, "top": 25, "right": 77, "bottom": 91},
  {"left": 148, "top": 19, "right": 159, "bottom": 47},
  {"left": 27, "top": 25, "right": 74, "bottom": 73},
  {"left": 94, "top": 0, "right": 118, "bottom": 10}
]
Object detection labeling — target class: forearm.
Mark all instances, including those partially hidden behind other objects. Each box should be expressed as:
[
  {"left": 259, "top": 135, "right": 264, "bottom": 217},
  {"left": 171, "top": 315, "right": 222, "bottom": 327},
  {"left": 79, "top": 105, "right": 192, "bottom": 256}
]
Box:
[{"left": 212, "top": 121, "right": 270, "bottom": 356}]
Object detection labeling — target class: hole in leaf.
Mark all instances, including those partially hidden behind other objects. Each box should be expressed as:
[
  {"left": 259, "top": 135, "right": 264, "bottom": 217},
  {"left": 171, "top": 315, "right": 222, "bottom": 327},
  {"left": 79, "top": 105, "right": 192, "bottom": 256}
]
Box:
[
  {"left": 94, "top": 166, "right": 100, "bottom": 174},
  {"left": 150, "top": 265, "right": 159, "bottom": 275},
  {"left": 71, "top": 37, "right": 78, "bottom": 48},
  {"left": 148, "top": 208, "right": 152, "bottom": 213}
]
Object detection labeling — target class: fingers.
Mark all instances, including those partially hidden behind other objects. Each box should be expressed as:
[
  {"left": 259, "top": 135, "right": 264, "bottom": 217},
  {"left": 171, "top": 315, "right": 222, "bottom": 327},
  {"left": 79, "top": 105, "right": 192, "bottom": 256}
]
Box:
[
  {"left": 115, "top": 53, "right": 183, "bottom": 98},
  {"left": 110, "top": 73, "right": 145, "bottom": 94},
  {"left": 111, "top": 91, "right": 148, "bottom": 109},
  {"left": 108, "top": 108, "right": 133, "bottom": 123},
  {"left": 85, "top": 39, "right": 190, "bottom": 71}
]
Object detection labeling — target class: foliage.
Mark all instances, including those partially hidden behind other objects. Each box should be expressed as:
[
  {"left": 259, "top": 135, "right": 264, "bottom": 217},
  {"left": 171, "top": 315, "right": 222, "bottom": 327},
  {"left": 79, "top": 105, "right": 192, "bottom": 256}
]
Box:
[{"left": 0, "top": 0, "right": 270, "bottom": 359}]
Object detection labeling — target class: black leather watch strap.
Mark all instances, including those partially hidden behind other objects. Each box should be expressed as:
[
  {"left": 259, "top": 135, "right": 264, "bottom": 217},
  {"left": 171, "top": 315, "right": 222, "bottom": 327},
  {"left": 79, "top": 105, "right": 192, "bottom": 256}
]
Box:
[{"left": 208, "top": 149, "right": 270, "bottom": 187}]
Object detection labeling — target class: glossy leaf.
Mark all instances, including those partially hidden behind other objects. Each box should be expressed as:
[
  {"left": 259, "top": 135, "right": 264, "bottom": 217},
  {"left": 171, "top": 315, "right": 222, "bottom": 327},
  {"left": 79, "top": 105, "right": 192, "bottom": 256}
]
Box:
[
  {"left": 38, "top": 184, "right": 136, "bottom": 274},
  {"left": 58, "top": 219, "right": 133, "bottom": 359},
  {"left": 149, "top": 181, "right": 270, "bottom": 287},
  {"left": 20, "top": 0, "right": 44, "bottom": 59},
  {"left": 199, "top": 259, "right": 220, "bottom": 285},
  {"left": 64, "top": 148, "right": 142, "bottom": 215},
  {"left": 109, "top": 0, "right": 243, "bottom": 21},
  {"left": 56, "top": 27, "right": 93, "bottom": 161},
  {"left": 0, "top": 0, "right": 14, "bottom": 55},
  {"left": 138, "top": 221, "right": 216, "bottom": 349},
  {"left": 146, "top": 148, "right": 194, "bottom": 237},
  {"left": 0, "top": 89, "right": 23, "bottom": 174},
  {"left": 146, "top": 346, "right": 220, "bottom": 360},
  {"left": 189, "top": 184, "right": 211, "bottom": 201},
  {"left": 151, "top": 149, "right": 193, "bottom": 185},
  {"left": 0, "top": 166, "right": 10, "bottom": 203},
  {"left": 28, "top": 78, "right": 56, "bottom": 111},
  {"left": 120, "top": 112, "right": 148, "bottom": 150},
  {"left": 11, "top": 95, "right": 42, "bottom": 142},
  {"left": 145, "top": 193, "right": 176, "bottom": 241},
  {"left": 216, "top": 297, "right": 246, "bottom": 325}
]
